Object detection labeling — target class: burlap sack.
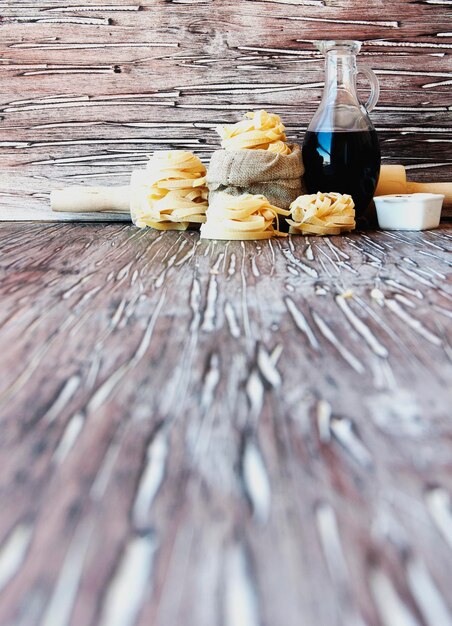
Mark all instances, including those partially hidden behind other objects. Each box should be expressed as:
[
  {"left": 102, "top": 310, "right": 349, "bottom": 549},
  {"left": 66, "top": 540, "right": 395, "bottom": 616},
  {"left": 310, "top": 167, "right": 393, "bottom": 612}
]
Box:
[{"left": 206, "top": 143, "right": 304, "bottom": 210}]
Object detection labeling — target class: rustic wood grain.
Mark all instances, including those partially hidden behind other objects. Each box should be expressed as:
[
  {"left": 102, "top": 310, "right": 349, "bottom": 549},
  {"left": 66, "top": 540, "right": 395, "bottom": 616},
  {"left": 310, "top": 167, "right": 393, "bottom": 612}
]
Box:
[
  {"left": 0, "top": 222, "right": 451, "bottom": 626},
  {"left": 0, "top": 0, "right": 451, "bottom": 219}
]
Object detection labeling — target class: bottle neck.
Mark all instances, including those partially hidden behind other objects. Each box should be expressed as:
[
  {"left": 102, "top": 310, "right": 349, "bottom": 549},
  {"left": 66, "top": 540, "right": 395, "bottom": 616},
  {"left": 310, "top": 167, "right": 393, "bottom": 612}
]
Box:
[{"left": 322, "top": 52, "right": 359, "bottom": 105}]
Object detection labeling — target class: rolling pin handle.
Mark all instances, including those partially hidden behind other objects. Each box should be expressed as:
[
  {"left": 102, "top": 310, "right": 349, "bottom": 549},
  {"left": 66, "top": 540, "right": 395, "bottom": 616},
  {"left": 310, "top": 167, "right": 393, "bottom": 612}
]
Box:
[
  {"left": 51, "top": 186, "right": 130, "bottom": 213},
  {"left": 406, "top": 182, "right": 452, "bottom": 206}
]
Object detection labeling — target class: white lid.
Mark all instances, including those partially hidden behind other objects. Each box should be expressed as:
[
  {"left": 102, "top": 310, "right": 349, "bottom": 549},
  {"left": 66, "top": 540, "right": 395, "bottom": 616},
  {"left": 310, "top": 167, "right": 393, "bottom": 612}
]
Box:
[{"left": 376, "top": 192, "right": 445, "bottom": 203}]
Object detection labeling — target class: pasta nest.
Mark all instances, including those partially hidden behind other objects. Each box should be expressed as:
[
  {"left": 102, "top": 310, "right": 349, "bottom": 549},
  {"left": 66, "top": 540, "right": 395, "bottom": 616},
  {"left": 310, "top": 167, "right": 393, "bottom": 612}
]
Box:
[
  {"left": 216, "top": 110, "right": 291, "bottom": 154},
  {"left": 200, "top": 192, "right": 290, "bottom": 240},
  {"left": 287, "top": 192, "right": 356, "bottom": 236},
  {"left": 131, "top": 150, "right": 208, "bottom": 230}
]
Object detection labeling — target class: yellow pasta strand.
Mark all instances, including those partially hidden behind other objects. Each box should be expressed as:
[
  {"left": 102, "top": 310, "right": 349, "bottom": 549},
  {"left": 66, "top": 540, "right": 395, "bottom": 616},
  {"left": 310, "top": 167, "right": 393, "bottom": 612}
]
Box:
[
  {"left": 267, "top": 140, "right": 291, "bottom": 155},
  {"left": 131, "top": 151, "right": 208, "bottom": 230},
  {"left": 216, "top": 110, "right": 292, "bottom": 155},
  {"left": 288, "top": 192, "right": 356, "bottom": 236},
  {"left": 201, "top": 192, "right": 289, "bottom": 240}
]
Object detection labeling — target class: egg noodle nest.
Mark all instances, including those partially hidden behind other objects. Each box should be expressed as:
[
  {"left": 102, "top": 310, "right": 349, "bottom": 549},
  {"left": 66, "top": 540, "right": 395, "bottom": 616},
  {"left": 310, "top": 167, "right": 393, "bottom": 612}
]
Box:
[
  {"left": 287, "top": 192, "right": 356, "bottom": 236},
  {"left": 131, "top": 150, "right": 208, "bottom": 230},
  {"left": 200, "top": 192, "right": 290, "bottom": 240},
  {"left": 216, "top": 110, "right": 291, "bottom": 155}
]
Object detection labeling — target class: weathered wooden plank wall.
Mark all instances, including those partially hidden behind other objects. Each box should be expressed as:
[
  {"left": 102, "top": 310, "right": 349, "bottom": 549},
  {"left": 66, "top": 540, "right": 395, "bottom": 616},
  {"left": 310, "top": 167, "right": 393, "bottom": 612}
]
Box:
[{"left": 0, "top": 0, "right": 451, "bottom": 219}]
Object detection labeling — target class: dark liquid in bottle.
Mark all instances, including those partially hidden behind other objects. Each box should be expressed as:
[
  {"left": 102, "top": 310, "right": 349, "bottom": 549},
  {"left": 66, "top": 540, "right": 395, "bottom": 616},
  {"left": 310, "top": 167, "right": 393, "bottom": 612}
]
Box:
[{"left": 302, "top": 130, "right": 381, "bottom": 216}]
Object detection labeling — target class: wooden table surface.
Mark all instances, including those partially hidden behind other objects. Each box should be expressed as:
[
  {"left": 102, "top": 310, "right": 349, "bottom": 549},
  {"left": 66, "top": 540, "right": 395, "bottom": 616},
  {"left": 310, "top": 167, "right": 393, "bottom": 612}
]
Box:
[{"left": 0, "top": 222, "right": 451, "bottom": 626}]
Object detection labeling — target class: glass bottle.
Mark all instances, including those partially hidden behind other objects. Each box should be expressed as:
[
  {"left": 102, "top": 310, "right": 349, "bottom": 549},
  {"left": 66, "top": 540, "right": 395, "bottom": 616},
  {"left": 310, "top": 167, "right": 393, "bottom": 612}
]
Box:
[{"left": 302, "top": 40, "right": 381, "bottom": 216}]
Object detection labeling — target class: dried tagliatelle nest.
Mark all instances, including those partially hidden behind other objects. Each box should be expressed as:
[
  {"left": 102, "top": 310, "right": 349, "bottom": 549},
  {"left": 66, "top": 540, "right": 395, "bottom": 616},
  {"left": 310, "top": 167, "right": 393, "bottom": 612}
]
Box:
[
  {"left": 130, "top": 150, "right": 208, "bottom": 230},
  {"left": 200, "top": 192, "right": 290, "bottom": 240},
  {"left": 287, "top": 192, "right": 356, "bottom": 236},
  {"left": 216, "top": 110, "right": 291, "bottom": 155}
]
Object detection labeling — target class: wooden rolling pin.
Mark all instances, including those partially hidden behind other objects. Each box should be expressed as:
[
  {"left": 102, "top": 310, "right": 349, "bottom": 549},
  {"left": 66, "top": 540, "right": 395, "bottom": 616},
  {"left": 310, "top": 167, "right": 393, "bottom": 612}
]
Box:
[
  {"left": 51, "top": 185, "right": 130, "bottom": 213},
  {"left": 51, "top": 151, "right": 207, "bottom": 217},
  {"left": 51, "top": 164, "right": 452, "bottom": 213},
  {"left": 51, "top": 158, "right": 209, "bottom": 229},
  {"left": 376, "top": 165, "right": 452, "bottom": 206}
]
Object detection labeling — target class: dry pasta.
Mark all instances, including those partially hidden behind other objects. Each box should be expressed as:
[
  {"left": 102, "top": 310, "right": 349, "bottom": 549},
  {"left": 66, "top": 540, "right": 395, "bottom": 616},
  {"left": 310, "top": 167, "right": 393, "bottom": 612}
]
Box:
[
  {"left": 287, "top": 192, "right": 356, "bottom": 236},
  {"left": 216, "top": 110, "right": 291, "bottom": 154},
  {"left": 267, "top": 140, "right": 291, "bottom": 155},
  {"left": 130, "top": 150, "right": 208, "bottom": 230},
  {"left": 200, "top": 192, "right": 290, "bottom": 240}
]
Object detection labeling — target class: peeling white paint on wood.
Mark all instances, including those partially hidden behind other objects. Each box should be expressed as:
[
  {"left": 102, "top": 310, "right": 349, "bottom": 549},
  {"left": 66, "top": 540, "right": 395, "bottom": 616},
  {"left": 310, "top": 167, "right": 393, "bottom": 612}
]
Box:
[
  {"left": 370, "top": 568, "right": 421, "bottom": 626},
  {"left": 99, "top": 533, "right": 156, "bottom": 626},
  {"left": 0, "top": 524, "right": 33, "bottom": 594}
]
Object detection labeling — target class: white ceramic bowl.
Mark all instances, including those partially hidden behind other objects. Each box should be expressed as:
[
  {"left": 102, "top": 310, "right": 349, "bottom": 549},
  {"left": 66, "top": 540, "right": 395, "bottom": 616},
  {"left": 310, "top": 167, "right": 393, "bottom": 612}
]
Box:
[{"left": 374, "top": 193, "right": 444, "bottom": 231}]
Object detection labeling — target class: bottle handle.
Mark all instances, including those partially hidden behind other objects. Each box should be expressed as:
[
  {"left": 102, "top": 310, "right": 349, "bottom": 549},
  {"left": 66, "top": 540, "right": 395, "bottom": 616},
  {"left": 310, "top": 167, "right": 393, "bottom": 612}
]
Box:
[{"left": 358, "top": 67, "right": 380, "bottom": 113}]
